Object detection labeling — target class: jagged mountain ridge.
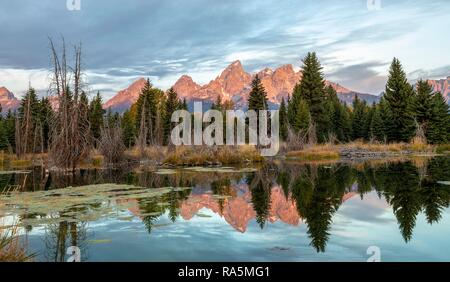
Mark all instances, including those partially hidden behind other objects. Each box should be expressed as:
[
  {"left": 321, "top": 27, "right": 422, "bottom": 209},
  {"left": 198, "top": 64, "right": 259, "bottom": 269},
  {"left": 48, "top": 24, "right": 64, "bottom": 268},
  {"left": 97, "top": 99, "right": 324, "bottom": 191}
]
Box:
[
  {"left": 104, "top": 60, "right": 380, "bottom": 112},
  {"left": 0, "top": 87, "right": 20, "bottom": 113}
]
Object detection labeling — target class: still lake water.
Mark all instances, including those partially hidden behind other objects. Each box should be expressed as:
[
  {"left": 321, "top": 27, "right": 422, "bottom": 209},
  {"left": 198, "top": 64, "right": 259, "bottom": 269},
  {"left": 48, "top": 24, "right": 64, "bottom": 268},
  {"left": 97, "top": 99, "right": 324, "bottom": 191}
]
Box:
[{"left": 1, "top": 157, "right": 450, "bottom": 262}]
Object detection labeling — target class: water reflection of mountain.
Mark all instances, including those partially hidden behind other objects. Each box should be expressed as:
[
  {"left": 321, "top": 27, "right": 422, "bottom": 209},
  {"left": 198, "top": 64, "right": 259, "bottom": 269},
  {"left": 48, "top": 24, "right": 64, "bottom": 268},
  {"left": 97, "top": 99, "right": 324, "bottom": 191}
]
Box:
[{"left": 180, "top": 185, "right": 303, "bottom": 232}]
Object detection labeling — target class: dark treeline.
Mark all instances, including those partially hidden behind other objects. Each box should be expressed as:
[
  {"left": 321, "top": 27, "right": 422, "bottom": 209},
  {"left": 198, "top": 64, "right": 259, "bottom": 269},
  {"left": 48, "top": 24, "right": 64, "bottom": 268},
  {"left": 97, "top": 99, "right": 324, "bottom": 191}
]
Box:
[
  {"left": 277, "top": 53, "right": 450, "bottom": 145},
  {"left": 1, "top": 51, "right": 449, "bottom": 160}
]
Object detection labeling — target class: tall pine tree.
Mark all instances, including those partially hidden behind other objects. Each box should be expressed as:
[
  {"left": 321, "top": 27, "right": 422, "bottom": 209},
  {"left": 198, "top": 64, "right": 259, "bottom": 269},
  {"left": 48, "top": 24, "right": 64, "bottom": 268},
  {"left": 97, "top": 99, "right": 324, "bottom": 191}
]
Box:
[
  {"left": 163, "top": 87, "right": 182, "bottom": 144},
  {"left": 351, "top": 96, "right": 367, "bottom": 140},
  {"left": 295, "top": 98, "right": 311, "bottom": 135},
  {"left": 121, "top": 109, "right": 136, "bottom": 148},
  {"left": 414, "top": 80, "right": 435, "bottom": 128},
  {"left": 427, "top": 92, "right": 450, "bottom": 144},
  {"left": 384, "top": 58, "right": 416, "bottom": 142},
  {"left": 89, "top": 91, "right": 105, "bottom": 143},
  {"left": 279, "top": 97, "right": 288, "bottom": 141},
  {"left": 296, "top": 52, "right": 328, "bottom": 142},
  {"left": 248, "top": 75, "right": 268, "bottom": 111}
]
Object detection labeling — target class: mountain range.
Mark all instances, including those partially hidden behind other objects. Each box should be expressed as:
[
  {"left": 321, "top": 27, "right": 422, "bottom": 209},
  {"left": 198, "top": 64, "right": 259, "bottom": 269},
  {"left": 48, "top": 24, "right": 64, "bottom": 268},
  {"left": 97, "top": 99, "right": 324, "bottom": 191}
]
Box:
[
  {"left": 104, "top": 60, "right": 381, "bottom": 112},
  {"left": 1, "top": 66, "right": 449, "bottom": 114},
  {"left": 0, "top": 87, "right": 20, "bottom": 113}
]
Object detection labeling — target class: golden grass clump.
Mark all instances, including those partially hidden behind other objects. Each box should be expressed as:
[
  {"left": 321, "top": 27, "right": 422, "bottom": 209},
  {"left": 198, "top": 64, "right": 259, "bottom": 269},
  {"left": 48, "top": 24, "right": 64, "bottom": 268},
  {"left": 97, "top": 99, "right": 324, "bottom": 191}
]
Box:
[
  {"left": 0, "top": 224, "right": 34, "bottom": 262},
  {"left": 163, "top": 145, "right": 263, "bottom": 166},
  {"left": 286, "top": 144, "right": 340, "bottom": 160}
]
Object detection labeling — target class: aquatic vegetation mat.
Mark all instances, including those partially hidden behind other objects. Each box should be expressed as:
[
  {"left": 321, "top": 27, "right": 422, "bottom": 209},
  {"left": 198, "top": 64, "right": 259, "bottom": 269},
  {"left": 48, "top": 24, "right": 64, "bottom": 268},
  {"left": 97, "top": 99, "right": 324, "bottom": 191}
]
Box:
[{"left": 0, "top": 184, "right": 191, "bottom": 228}]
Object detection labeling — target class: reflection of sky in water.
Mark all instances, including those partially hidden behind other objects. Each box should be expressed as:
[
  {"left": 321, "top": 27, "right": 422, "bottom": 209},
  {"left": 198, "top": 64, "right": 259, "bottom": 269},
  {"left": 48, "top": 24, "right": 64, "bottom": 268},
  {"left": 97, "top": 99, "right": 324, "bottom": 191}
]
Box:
[{"left": 26, "top": 191, "right": 450, "bottom": 262}]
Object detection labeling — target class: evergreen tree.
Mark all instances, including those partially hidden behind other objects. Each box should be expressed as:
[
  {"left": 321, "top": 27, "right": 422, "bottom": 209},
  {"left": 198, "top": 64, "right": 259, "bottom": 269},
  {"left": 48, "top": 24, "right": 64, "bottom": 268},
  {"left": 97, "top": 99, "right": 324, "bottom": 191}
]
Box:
[
  {"left": 135, "top": 79, "right": 163, "bottom": 144},
  {"left": 164, "top": 88, "right": 182, "bottom": 144},
  {"left": 38, "top": 97, "right": 53, "bottom": 151},
  {"left": 0, "top": 105, "right": 7, "bottom": 150},
  {"left": 89, "top": 92, "right": 105, "bottom": 142},
  {"left": 351, "top": 96, "right": 367, "bottom": 140},
  {"left": 248, "top": 75, "right": 269, "bottom": 142},
  {"left": 384, "top": 58, "right": 416, "bottom": 142},
  {"left": 17, "top": 86, "right": 40, "bottom": 154},
  {"left": 181, "top": 98, "right": 188, "bottom": 111},
  {"left": 18, "top": 87, "right": 40, "bottom": 121},
  {"left": 414, "top": 80, "right": 435, "bottom": 128},
  {"left": 364, "top": 103, "right": 375, "bottom": 140},
  {"left": 326, "top": 85, "right": 350, "bottom": 142},
  {"left": 370, "top": 104, "right": 385, "bottom": 141},
  {"left": 296, "top": 52, "right": 328, "bottom": 142},
  {"left": 211, "top": 94, "right": 222, "bottom": 111},
  {"left": 121, "top": 109, "right": 136, "bottom": 148},
  {"left": 279, "top": 97, "right": 288, "bottom": 141},
  {"left": 427, "top": 92, "right": 450, "bottom": 144},
  {"left": 378, "top": 96, "right": 392, "bottom": 142},
  {"left": 3, "top": 110, "right": 16, "bottom": 151},
  {"left": 295, "top": 98, "right": 311, "bottom": 134},
  {"left": 287, "top": 87, "right": 298, "bottom": 127},
  {"left": 248, "top": 75, "right": 268, "bottom": 111}
]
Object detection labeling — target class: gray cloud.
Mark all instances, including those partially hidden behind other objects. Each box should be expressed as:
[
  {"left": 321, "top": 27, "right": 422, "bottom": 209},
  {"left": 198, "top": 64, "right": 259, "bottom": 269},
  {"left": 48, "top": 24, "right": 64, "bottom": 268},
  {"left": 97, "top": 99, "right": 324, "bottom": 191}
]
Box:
[
  {"left": 0, "top": 0, "right": 449, "bottom": 98},
  {"left": 327, "top": 61, "right": 389, "bottom": 94}
]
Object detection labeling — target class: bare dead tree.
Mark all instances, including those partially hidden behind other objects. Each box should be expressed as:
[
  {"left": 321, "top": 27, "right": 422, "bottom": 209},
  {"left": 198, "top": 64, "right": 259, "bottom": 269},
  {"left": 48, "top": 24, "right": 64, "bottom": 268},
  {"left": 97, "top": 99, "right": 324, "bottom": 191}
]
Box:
[
  {"left": 284, "top": 126, "right": 306, "bottom": 152},
  {"left": 99, "top": 119, "right": 126, "bottom": 165},
  {"left": 48, "top": 38, "right": 91, "bottom": 171}
]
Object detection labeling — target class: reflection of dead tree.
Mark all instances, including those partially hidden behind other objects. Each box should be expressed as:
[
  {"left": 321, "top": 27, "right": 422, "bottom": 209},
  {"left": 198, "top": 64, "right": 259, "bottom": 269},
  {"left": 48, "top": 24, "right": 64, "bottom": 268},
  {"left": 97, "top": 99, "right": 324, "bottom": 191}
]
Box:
[
  {"left": 99, "top": 119, "right": 126, "bottom": 165},
  {"left": 48, "top": 38, "right": 90, "bottom": 171},
  {"left": 43, "top": 220, "right": 88, "bottom": 262}
]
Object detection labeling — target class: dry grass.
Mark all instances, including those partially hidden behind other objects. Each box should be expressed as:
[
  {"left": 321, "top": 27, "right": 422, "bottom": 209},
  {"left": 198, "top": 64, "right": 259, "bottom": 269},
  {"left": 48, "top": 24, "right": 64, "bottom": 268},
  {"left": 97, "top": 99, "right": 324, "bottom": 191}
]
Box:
[
  {"left": 339, "top": 140, "right": 434, "bottom": 153},
  {"left": 163, "top": 145, "right": 263, "bottom": 166},
  {"left": 0, "top": 224, "right": 34, "bottom": 262},
  {"left": 286, "top": 144, "right": 340, "bottom": 160},
  {"left": 0, "top": 152, "right": 47, "bottom": 168},
  {"left": 286, "top": 140, "right": 440, "bottom": 161}
]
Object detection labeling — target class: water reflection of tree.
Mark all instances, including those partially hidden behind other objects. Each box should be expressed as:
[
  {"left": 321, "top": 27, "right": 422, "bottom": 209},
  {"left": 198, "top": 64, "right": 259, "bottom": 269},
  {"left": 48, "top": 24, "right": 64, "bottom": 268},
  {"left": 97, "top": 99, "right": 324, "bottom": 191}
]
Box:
[
  {"left": 247, "top": 168, "right": 274, "bottom": 229},
  {"left": 138, "top": 188, "right": 191, "bottom": 233},
  {"left": 211, "top": 178, "right": 238, "bottom": 215},
  {"left": 371, "top": 158, "right": 450, "bottom": 241},
  {"left": 289, "top": 165, "right": 352, "bottom": 252},
  {"left": 275, "top": 158, "right": 450, "bottom": 249},
  {"left": 43, "top": 220, "right": 88, "bottom": 262}
]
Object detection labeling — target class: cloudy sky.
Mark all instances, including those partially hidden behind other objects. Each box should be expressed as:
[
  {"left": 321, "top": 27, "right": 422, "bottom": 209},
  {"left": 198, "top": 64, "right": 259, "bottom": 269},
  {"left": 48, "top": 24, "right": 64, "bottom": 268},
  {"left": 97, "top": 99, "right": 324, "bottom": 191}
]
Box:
[{"left": 0, "top": 0, "right": 449, "bottom": 100}]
